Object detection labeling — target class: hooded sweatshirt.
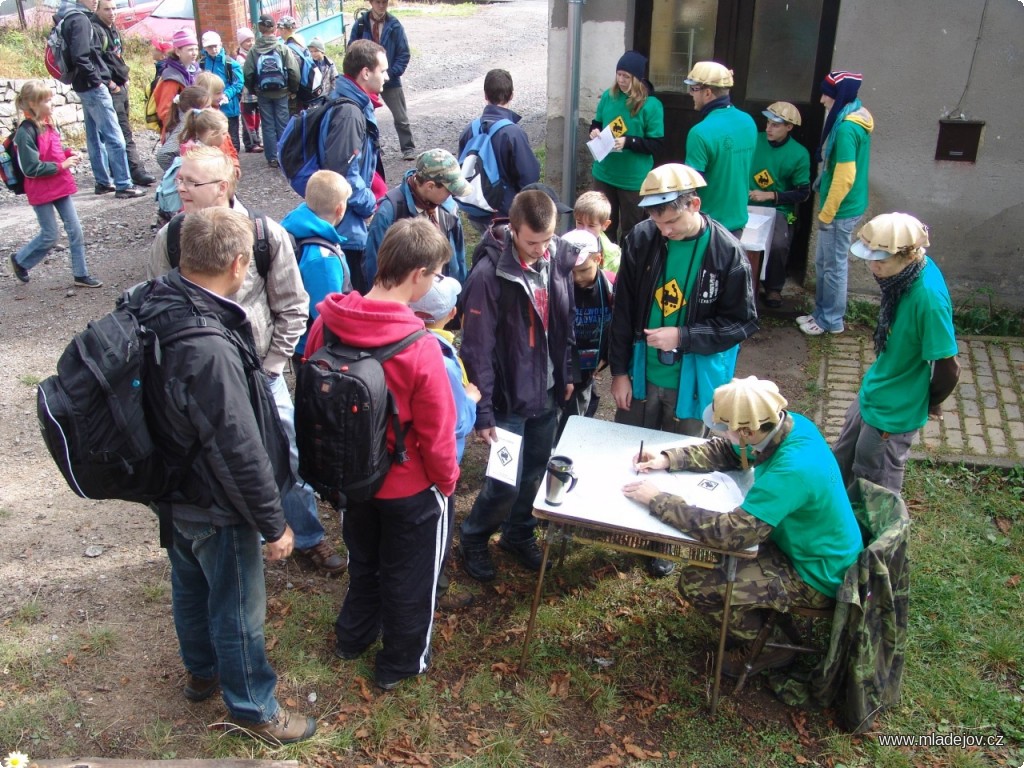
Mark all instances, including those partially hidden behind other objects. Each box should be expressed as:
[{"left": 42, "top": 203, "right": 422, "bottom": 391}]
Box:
[
  {"left": 818, "top": 107, "right": 874, "bottom": 224},
  {"left": 305, "top": 291, "right": 459, "bottom": 499}
]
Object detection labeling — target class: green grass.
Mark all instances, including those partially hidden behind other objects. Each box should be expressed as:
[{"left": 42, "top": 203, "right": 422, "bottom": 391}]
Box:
[{"left": 17, "top": 374, "right": 41, "bottom": 386}]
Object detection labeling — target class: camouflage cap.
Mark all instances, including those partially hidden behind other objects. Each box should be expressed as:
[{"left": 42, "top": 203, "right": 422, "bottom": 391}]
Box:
[
  {"left": 415, "top": 149, "right": 470, "bottom": 197},
  {"left": 277, "top": 14, "right": 297, "bottom": 28},
  {"left": 705, "top": 376, "right": 788, "bottom": 432}
]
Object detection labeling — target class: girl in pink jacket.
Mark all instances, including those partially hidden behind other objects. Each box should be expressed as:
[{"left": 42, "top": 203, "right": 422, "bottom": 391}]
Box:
[{"left": 9, "top": 80, "right": 100, "bottom": 288}]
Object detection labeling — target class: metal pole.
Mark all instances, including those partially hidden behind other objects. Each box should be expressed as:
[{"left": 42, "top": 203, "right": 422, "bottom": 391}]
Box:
[{"left": 560, "top": 0, "right": 585, "bottom": 230}]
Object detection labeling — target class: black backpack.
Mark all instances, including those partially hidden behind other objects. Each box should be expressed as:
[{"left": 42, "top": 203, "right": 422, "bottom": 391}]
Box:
[
  {"left": 36, "top": 282, "right": 227, "bottom": 506},
  {"left": 1, "top": 121, "right": 37, "bottom": 195},
  {"left": 165, "top": 209, "right": 272, "bottom": 279},
  {"left": 295, "top": 326, "right": 426, "bottom": 507}
]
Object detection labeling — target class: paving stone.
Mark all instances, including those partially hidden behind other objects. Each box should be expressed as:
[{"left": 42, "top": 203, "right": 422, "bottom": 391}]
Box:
[
  {"left": 945, "top": 430, "right": 963, "bottom": 450},
  {"left": 991, "top": 443, "right": 1009, "bottom": 456},
  {"left": 1005, "top": 404, "right": 1021, "bottom": 421},
  {"left": 1002, "top": 388, "right": 1018, "bottom": 405},
  {"left": 922, "top": 420, "right": 941, "bottom": 441},
  {"left": 1010, "top": 422, "right": 1024, "bottom": 441},
  {"left": 987, "top": 427, "right": 1006, "bottom": 446},
  {"left": 1015, "top": 440, "right": 1024, "bottom": 457},
  {"left": 982, "top": 394, "right": 999, "bottom": 409},
  {"left": 994, "top": 370, "right": 1014, "bottom": 389},
  {"left": 977, "top": 376, "right": 996, "bottom": 392},
  {"left": 1008, "top": 346, "right": 1024, "bottom": 363},
  {"left": 968, "top": 435, "right": 988, "bottom": 455},
  {"left": 959, "top": 370, "right": 974, "bottom": 385},
  {"left": 958, "top": 383, "right": 977, "bottom": 399},
  {"left": 961, "top": 399, "right": 980, "bottom": 418},
  {"left": 829, "top": 375, "right": 861, "bottom": 386},
  {"left": 964, "top": 417, "right": 983, "bottom": 436},
  {"left": 957, "top": 339, "right": 970, "bottom": 355}
]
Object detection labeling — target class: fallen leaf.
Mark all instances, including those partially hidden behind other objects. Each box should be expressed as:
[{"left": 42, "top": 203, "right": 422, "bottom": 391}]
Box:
[
  {"left": 265, "top": 635, "right": 278, "bottom": 651},
  {"left": 466, "top": 730, "right": 483, "bottom": 746},
  {"left": 585, "top": 754, "right": 623, "bottom": 768},
  {"left": 1006, "top": 574, "right": 1021, "bottom": 588},
  {"left": 284, "top": 697, "right": 297, "bottom": 707},
  {"left": 354, "top": 675, "right": 373, "bottom": 702},
  {"left": 995, "top": 517, "right": 1012, "bottom": 534},
  {"left": 624, "top": 743, "right": 648, "bottom": 759},
  {"left": 491, "top": 661, "right": 516, "bottom": 676},
  {"left": 548, "top": 670, "right": 571, "bottom": 698}
]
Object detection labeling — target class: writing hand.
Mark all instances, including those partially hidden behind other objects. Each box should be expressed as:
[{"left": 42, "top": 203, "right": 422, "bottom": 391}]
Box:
[{"left": 633, "top": 452, "right": 668, "bottom": 473}]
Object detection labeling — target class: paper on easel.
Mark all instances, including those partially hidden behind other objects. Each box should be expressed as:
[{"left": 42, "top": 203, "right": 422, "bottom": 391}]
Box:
[
  {"left": 586, "top": 126, "right": 616, "bottom": 162},
  {"left": 485, "top": 427, "right": 522, "bottom": 486}
]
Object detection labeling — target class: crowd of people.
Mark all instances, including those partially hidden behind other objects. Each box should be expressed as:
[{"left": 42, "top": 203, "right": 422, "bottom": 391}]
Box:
[{"left": 7, "top": 1, "right": 961, "bottom": 747}]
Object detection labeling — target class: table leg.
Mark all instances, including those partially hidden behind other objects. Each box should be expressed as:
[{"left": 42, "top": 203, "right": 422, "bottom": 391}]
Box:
[
  {"left": 710, "top": 554, "right": 738, "bottom": 716},
  {"left": 518, "top": 526, "right": 555, "bottom": 673}
]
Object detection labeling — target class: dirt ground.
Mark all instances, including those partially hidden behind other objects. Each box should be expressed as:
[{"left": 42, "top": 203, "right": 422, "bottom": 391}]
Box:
[{"left": 0, "top": 0, "right": 812, "bottom": 760}]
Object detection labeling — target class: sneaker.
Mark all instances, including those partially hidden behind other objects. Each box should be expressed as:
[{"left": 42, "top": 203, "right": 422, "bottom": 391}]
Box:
[
  {"left": 375, "top": 676, "right": 403, "bottom": 692},
  {"left": 114, "top": 186, "right": 147, "bottom": 199},
  {"left": 497, "top": 536, "right": 546, "bottom": 572},
  {"left": 644, "top": 557, "right": 676, "bottom": 578},
  {"left": 800, "top": 319, "right": 841, "bottom": 336},
  {"left": 402, "top": 150, "right": 417, "bottom": 161},
  {"left": 94, "top": 183, "right": 116, "bottom": 195},
  {"left": 296, "top": 540, "right": 347, "bottom": 575},
  {"left": 10, "top": 254, "right": 29, "bottom": 283},
  {"left": 796, "top": 314, "right": 815, "bottom": 326},
  {"left": 227, "top": 707, "right": 316, "bottom": 745},
  {"left": 268, "top": 159, "right": 280, "bottom": 168},
  {"left": 73, "top": 275, "right": 103, "bottom": 288},
  {"left": 721, "top": 644, "right": 796, "bottom": 679},
  {"left": 333, "top": 641, "right": 366, "bottom": 661},
  {"left": 183, "top": 672, "right": 219, "bottom": 702},
  {"left": 131, "top": 171, "right": 156, "bottom": 186},
  {"left": 459, "top": 539, "right": 496, "bottom": 582}
]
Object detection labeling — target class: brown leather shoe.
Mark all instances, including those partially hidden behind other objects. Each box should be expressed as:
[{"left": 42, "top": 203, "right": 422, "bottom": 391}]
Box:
[
  {"left": 227, "top": 707, "right": 317, "bottom": 745},
  {"left": 721, "top": 644, "right": 796, "bottom": 679},
  {"left": 296, "top": 540, "right": 347, "bottom": 575},
  {"left": 183, "top": 672, "right": 219, "bottom": 702}
]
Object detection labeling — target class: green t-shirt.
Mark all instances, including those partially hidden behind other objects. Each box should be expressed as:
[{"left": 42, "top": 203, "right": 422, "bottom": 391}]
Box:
[
  {"left": 749, "top": 133, "right": 811, "bottom": 219},
  {"left": 819, "top": 116, "right": 871, "bottom": 220},
  {"left": 741, "top": 413, "right": 863, "bottom": 598},
  {"left": 859, "top": 258, "right": 958, "bottom": 434},
  {"left": 591, "top": 89, "right": 665, "bottom": 191},
  {"left": 685, "top": 105, "right": 757, "bottom": 232},
  {"left": 645, "top": 227, "right": 709, "bottom": 387}
]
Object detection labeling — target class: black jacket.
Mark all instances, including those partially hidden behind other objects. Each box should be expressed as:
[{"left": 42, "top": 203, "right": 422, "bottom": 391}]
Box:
[
  {"left": 609, "top": 214, "right": 758, "bottom": 377},
  {"left": 56, "top": 3, "right": 107, "bottom": 93},
  {"left": 136, "top": 271, "right": 290, "bottom": 542},
  {"left": 460, "top": 224, "right": 577, "bottom": 429},
  {"left": 91, "top": 16, "right": 129, "bottom": 86}
]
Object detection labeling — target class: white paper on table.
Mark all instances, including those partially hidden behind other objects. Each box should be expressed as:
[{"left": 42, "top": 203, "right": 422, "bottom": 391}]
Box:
[
  {"left": 485, "top": 427, "right": 523, "bottom": 486},
  {"left": 586, "top": 126, "right": 616, "bottom": 162}
]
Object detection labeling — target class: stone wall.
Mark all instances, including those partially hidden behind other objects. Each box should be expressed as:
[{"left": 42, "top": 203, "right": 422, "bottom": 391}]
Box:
[{"left": 0, "top": 79, "right": 85, "bottom": 137}]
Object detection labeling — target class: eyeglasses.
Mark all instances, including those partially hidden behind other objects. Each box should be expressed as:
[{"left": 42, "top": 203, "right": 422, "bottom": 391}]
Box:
[
  {"left": 175, "top": 176, "right": 226, "bottom": 189},
  {"left": 688, "top": 84, "right": 706, "bottom": 93}
]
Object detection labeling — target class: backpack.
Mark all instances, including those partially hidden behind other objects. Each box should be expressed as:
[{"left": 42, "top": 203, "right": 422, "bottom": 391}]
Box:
[
  {"left": 255, "top": 46, "right": 288, "bottom": 92},
  {"left": 0, "top": 122, "right": 36, "bottom": 196},
  {"left": 154, "top": 156, "right": 182, "bottom": 217},
  {"left": 286, "top": 39, "right": 325, "bottom": 104},
  {"left": 36, "top": 282, "right": 225, "bottom": 505},
  {"left": 201, "top": 53, "right": 236, "bottom": 86},
  {"left": 44, "top": 10, "right": 90, "bottom": 84},
  {"left": 277, "top": 96, "right": 357, "bottom": 196},
  {"left": 143, "top": 76, "right": 161, "bottom": 131},
  {"left": 294, "top": 327, "right": 426, "bottom": 507},
  {"left": 456, "top": 117, "right": 513, "bottom": 218},
  {"left": 166, "top": 209, "right": 272, "bottom": 279}
]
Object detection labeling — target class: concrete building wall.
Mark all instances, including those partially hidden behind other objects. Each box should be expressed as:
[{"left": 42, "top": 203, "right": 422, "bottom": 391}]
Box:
[{"left": 833, "top": 0, "right": 1024, "bottom": 307}]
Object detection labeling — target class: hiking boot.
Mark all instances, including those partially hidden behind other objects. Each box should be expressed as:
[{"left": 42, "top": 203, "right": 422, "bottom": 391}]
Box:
[
  {"left": 296, "top": 540, "right": 347, "bottom": 575},
  {"left": 183, "top": 672, "right": 219, "bottom": 702},
  {"left": 114, "top": 186, "right": 147, "bottom": 199},
  {"left": 644, "top": 557, "right": 676, "bottom": 579},
  {"left": 333, "top": 641, "right": 366, "bottom": 661},
  {"left": 73, "top": 275, "right": 103, "bottom": 288},
  {"left": 497, "top": 536, "right": 546, "bottom": 572},
  {"left": 10, "top": 254, "right": 28, "bottom": 283},
  {"left": 94, "top": 183, "right": 115, "bottom": 195},
  {"left": 227, "top": 707, "right": 316, "bottom": 745},
  {"left": 132, "top": 171, "right": 156, "bottom": 186},
  {"left": 459, "top": 539, "right": 495, "bottom": 582},
  {"left": 721, "top": 644, "right": 796, "bottom": 679},
  {"left": 436, "top": 586, "right": 475, "bottom": 611},
  {"left": 762, "top": 290, "right": 783, "bottom": 309},
  {"left": 402, "top": 149, "right": 417, "bottom": 161}
]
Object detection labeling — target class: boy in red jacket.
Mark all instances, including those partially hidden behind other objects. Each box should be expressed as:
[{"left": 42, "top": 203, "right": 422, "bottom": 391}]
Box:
[{"left": 304, "top": 218, "right": 459, "bottom": 691}]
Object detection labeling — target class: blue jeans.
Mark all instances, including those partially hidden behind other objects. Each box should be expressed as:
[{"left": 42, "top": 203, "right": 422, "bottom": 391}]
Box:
[
  {"left": 16, "top": 195, "right": 88, "bottom": 278},
  {"left": 168, "top": 520, "right": 280, "bottom": 723},
  {"left": 268, "top": 373, "right": 324, "bottom": 550},
  {"left": 77, "top": 85, "right": 132, "bottom": 190},
  {"left": 812, "top": 215, "right": 861, "bottom": 332},
  {"left": 257, "top": 94, "right": 290, "bottom": 163},
  {"left": 461, "top": 402, "right": 558, "bottom": 545}
]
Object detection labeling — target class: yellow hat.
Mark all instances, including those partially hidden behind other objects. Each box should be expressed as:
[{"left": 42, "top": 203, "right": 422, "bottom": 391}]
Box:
[
  {"left": 851, "top": 213, "right": 930, "bottom": 261},
  {"left": 638, "top": 163, "right": 706, "bottom": 207},
  {"left": 762, "top": 101, "right": 801, "bottom": 126},
  {"left": 684, "top": 61, "right": 734, "bottom": 88},
  {"left": 704, "top": 377, "right": 788, "bottom": 432}
]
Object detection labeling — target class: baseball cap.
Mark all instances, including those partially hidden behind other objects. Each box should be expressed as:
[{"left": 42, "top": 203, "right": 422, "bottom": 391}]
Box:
[
  {"left": 416, "top": 149, "right": 470, "bottom": 197},
  {"left": 410, "top": 276, "right": 462, "bottom": 325},
  {"left": 201, "top": 30, "right": 221, "bottom": 48},
  {"left": 703, "top": 377, "right": 788, "bottom": 432},
  {"left": 561, "top": 229, "right": 601, "bottom": 267},
  {"left": 684, "top": 61, "right": 734, "bottom": 88},
  {"left": 638, "top": 163, "right": 706, "bottom": 208},
  {"left": 277, "top": 14, "right": 297, "bottom": 28},
  {"left": 762, "top": 101, "right": 801, "bottom": 126},
  {"left": 257, "top": 13, "right": 275, "bottom": 27},
  {"left": 521, "top": 182, "right": 572, "bottom": 214},
  {"left": 850, "top": 212, "right": 930, "bottom": 261}
]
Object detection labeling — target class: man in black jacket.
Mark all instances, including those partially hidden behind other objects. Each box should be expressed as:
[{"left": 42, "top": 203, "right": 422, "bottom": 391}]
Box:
[
  {"left": 91, "top": 0, "right": 153, "bottom": 186},
  {"left": 55, "top": 0, "right": 145, "bottom": 197},
  {"left": 608, "top": 163, "right": 758, "bottom": 577},
  {"left": 458, "top": 190, "right": 577, "bottom": 582},
  {"left": 139, "top": 207, "right": 315, "bottom": 745}
]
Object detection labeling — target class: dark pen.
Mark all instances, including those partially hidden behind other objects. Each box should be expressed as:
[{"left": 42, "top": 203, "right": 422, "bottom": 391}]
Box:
[{"left": 636, "top": 440, "right": 644, "bottom": 475}]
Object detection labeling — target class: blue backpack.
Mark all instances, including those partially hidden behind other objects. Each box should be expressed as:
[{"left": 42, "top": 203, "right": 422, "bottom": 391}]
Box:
[
  {"left": 286, "top": 39, "right": 325, "bottom": 104},
  {"left": 255, "top": 46, "right": 288, "bottom": 92},
  {"left": 277, "top": 96, "right": 358, "bottom": 196},
  {"left": 456, "top": 118, "right": 512, "bottom": 219},
  {"left": 154, "top": 156, "right": 183, "bottom": 218}
]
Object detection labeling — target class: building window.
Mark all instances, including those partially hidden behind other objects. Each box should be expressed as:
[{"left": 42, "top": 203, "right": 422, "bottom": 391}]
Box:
[
  {"left": 649, "top": 0, "right": 718, "bottom": 94},
  {"left": 746, "top": 0, "right": 823, "bottom": 102}
]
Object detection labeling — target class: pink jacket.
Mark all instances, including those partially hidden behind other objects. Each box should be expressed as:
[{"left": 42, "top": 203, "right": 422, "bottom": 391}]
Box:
[{"left": 16, "top": 122, "right": 77, "bottom": 206}]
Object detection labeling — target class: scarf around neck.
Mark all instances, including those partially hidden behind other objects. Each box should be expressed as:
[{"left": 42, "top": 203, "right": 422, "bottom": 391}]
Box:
[{"left": 873, "top": 258, "right": 925, "bottom": 355}]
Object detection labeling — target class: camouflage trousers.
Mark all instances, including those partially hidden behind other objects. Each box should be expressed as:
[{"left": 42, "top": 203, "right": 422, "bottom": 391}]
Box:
[{"left": 678, "top": 541, "right": 834, "bottom": 642}]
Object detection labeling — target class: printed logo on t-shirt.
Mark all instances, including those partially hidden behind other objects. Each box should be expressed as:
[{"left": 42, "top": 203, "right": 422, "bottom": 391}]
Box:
[
  {"left": 608, "top": 115, "right": 628, "bottom": 138},
  {"left": 655, "top": 278, "right": 686, "bottom": 319},
  {"left": 754, "top": 168, "right": 774, "bottom": 189}
]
